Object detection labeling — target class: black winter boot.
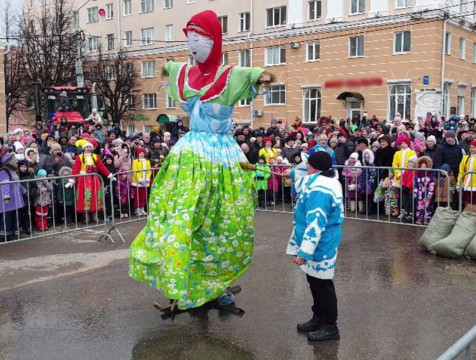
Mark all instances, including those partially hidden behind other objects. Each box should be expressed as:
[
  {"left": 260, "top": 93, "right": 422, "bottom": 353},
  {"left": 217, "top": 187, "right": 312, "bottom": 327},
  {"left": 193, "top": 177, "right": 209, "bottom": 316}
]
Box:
[
  {"left": 307, "top": 324, "right": 340, "bottom": 341},
  {"left": 297, "top": 316, "right": 321, "bottom": 333}
]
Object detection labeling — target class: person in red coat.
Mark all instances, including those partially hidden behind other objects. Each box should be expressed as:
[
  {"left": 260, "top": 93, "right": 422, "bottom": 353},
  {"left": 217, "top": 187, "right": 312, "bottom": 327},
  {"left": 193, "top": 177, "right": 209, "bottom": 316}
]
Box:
[
  {"left": 401, "top": 155, "right": 417, "bottom": 223},
  {"left": 66, "top": 142, "right": 116, "bottom": 223}
]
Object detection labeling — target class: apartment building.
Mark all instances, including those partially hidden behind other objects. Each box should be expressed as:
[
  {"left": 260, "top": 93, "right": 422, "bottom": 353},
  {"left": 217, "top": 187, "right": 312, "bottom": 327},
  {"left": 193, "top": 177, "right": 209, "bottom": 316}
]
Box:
[{"left": 24, "top": 0, "right": 476, "bottom": 131}]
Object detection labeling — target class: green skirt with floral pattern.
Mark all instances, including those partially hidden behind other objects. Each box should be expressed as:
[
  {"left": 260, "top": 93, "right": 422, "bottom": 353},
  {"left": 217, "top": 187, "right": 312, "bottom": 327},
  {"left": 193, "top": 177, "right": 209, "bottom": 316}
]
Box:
[{"left": 129, "top": 137, "right": 256, "bottom": 310}]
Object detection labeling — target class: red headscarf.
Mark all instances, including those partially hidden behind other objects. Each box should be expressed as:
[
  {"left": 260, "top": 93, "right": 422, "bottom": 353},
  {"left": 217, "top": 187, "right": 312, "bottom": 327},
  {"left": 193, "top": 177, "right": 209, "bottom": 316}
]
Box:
[{"left": 183, "top": 10, "right": 223, "bottom": 89}]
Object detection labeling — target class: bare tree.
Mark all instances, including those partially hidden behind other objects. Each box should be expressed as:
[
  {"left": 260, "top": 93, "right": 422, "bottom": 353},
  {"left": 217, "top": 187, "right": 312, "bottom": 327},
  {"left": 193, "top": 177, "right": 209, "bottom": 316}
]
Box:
[
  {"left": 19, "top": 0, "right": 77, "bottom": 90},
  {"left": 86, "top": 47, "right": 141, "bottom": 124}
]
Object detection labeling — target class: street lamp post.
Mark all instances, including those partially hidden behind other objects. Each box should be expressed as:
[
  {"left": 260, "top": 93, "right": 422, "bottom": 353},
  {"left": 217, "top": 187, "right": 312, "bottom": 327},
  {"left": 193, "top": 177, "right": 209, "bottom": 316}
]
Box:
[{"left": 75, "top": 0, "right": 97, "bottom": 88}]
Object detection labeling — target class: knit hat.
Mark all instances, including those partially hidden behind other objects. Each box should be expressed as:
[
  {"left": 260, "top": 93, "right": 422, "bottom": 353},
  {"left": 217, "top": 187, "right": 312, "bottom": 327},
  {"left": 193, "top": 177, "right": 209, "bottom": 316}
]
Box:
[
  {"left": 264, "top": 137, "right": 272, "bottom": 143},
  {"left": 308, "top": 151, "right": 332, "bottom": 171},
  {"left": 40, "top": 133, "right": 49, "bottom": 140},
  {"left": 372, "top": 141, "right": 381, "bottom": 149},
  {"left": 329, "top": 138, "right": 338, "bottom": 144},
  {"left": 14, "top": 141, "right": 24, "bottom": 152},
  {"left": 379, "top": 135, "right": 392, "bottom": 145},
  {"left": 394, "top": 112, "right": 402, "bottom": 122},
  {"left": 408, "top": 155, "right": 418, "bottom": 164},
  {"left": 88, "top": 139, "right": 99, "bottom": 148},
  {"left": 470, "top": 139, "right": 476, "bottom": 147},
  {"left": 112, "top": 138, "right": 123, "bottom": 146},
  {"left": 136, "top": 147, "right": 146, "bottom": 156},
  {"left": 395, "top": 135, "right": 411, "bottom": 147},
  {"left": 445, "top": 130, "right": 456, "bottom": 139},
  {"left": 413, "top": 131, "right": 425, "bottom": 140},
  {"left": 50, "top": 142, "right": 62, "bottom": 153},
  {"left": 37, "top": 169, "right": 47, "bottom": 178},
  {"left": 17, "top": 159, "right": 28, "bottom": 168},
  {"left": 58, "top": 166, "right": 72, "bottom": 177},
  {"left": 427, "top": 135, "right": 437, "bottom": 143},
  {"left": 349, "top": 152, "right": 359, "bottom": 161},
  {"left": 82, "top": 142, "right": 94, "bottom": 150}
]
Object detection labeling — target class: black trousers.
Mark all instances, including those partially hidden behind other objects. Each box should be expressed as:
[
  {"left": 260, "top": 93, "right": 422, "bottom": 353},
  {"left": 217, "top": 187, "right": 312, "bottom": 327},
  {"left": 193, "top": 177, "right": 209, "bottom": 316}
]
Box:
[{"left": 306, "top": 275, "right": 338, "bottom": 326}]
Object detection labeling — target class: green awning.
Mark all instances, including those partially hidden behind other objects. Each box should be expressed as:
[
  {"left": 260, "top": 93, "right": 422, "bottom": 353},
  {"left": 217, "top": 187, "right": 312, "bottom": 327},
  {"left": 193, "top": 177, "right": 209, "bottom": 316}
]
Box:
[{"left": 157, "top": 114, "right": 178, "bottom": 123}]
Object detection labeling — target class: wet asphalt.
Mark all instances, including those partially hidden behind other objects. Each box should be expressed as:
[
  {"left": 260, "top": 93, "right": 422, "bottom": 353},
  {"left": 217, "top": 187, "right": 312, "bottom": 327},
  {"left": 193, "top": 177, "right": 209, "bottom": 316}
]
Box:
[{"left": 0, "top": 213, "right": 475, "bottom": 360}]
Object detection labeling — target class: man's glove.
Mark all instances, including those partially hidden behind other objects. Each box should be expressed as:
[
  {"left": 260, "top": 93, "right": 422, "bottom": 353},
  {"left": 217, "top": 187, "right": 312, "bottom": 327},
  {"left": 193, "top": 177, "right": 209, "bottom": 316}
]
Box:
[
  {"left": 65, "top": 179, "right": 75, "bottom": 188},
  {"left": 108, "top": 174, "right": 117, "bottom": 182}
]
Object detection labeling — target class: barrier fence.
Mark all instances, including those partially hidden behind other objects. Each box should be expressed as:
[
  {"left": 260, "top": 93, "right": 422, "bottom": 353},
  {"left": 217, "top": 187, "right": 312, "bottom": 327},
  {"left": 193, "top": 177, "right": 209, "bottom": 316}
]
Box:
[
  {"left": 457, "top": 171, "right": 476, "bottom": 212},
  {"left": 0, "top": 163, "right": 462, "bottom": 245},
  {"left": 436, "top": 325, "right": 476, "bottom": 360}
]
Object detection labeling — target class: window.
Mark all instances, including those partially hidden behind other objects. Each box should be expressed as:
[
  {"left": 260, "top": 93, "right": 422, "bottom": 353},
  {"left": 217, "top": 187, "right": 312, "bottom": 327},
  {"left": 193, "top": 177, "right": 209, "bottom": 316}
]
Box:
[
  {"left": 265, "top": 46, "right": 286, "bottom": 66},
  {"left": 238, "top": 99, "right": 250, "bottom": 106},
  {"left": 222, "top": 53, "right": 228, "bottom": 65},
  {"left": 87, "top": 7, "right": 98, "bottom": 23},
  {"left": 459, "top": 0, "right": 465, "bottom": 13},
  {"left": 218, "top": 16, "right": 228, "bottom": 34},
  {"left": 106, "top": 65, "right": 116, "bottom": 81},
  {"left": 166, "top": 95, "right": 176, "bottom": 109},
  {"left": 164, "top": 0, "right": 173, "bottom": 9},
  {"left": 303, "top": 88, "right": 321, "bottom": 123},
  {"left": 28, "top": 0, "right": 34, "bottom": 8},
  {"left": 143, "top": 94, "right": 157, "bottom": 109},
  {"left": 143, "top": 125, "right": 153, "bottom": 134},
  {"left": 471, "top": 89, "right": 476, "bottom": 118},
  {"left": 266, "top": 6, "right": 286, "bottom": 27},
  {"left": 350, "top": 0, "right": 365, "bottom": 14},
  {"left": 460, "top": 37, "right": 466, "bottom": 59},
  {"left": 165, "top": 24, "right": 173, "bottom": 41},
  {"left": 40, "top": 0, "right": 50, "bottom": 5},
  {"left": 395, "top": 31, "right": 411, "bottom": 53},
  {"left": 458, "top": 85, "right": 466, "bottom": 115},
  {"left": 73, "top": 11, "right": 79, "bottom": 27},
  {"left": 443, "top": 83, "right": 450, "bottom": 119},
  {"left": 126, "top": 124, "right": 135, "bottom": 136},
  {"left": 239, "top": 12, "right": 250, "bottom": 32},
  {"left": 473, "top": 43, "right": 476, "bottom": 63},
  {"left": 141, "top": 0, "right": 154, "bottom": 13},
  {"left": 389, "top": 84, "right": 411, "bottom": 121},
  {"left": 306, "top": 42, "right": 320, "bottom": 61},
  {"left": 238, "top": 50, "right": 251, "bottom": 67},
  {"left": 126, "top": 94, "right": 135, "bottom": 109},
  {"left": 396, "top": 0, "right": 411, "bottom": 8},
  {"left": 141, "top": 61, "right": 155, "bottom": 78},
  {"left": 107, "top": 34, "right": 114, "bottom": 50},
  {"left": 87, "top": 36, "right": 99, "bottom": 51},
  {"left": 106, "top": 3, "right": 114, "bottom": 19},
  {"left": 308, "top": 0, "right": 321, "bottom": 20},
  {"left": 445, "top": 32, "right": 451, "bottom": 55},
  {"left": 186, "top": 0, "right": 196, "bottom": 3},
  {"left": 123, "top": 0, "right": 131, "bottom": 15},
  {"left": 265, "top": 84, "right": 286, "bottom": 105},
  {"left": 349, "top": 36, "right": 364, "bottom": 57},
  {"left": 29, "top": 19, "right": 35, "bottom": 32},
  {"left": 124, "top": 31, "right": 132, "bottom": 47},
  {"left": 188, "top": 56, "right": 196, "bottom": 65},
  {"left": 141, "top": 28, "right": 153, "bottom": 45}
]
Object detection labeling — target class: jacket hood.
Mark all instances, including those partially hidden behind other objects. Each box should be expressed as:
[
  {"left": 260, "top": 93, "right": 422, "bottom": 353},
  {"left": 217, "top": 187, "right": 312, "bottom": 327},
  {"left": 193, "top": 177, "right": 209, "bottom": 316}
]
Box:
[
  {"left": 417, "top": 156, "right": 433, "bottom": 169},
  {"left": 25, "top": 148, "right": 39, "bottom": 164},
  {"left": 362, "top": 149, "right": 375, "bottom": 164}
]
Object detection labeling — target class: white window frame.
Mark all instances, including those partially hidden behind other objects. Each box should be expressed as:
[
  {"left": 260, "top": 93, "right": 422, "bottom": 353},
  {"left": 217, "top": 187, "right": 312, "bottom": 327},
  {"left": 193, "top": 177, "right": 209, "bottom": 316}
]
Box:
[
  {"left": 126, "top": 94, "right": 136, "bottom": 109},
  {"left": 188, "top": 56, "right": 196, "bottom": 65},
  {"left": 473, "top": 42, "right": 476, "bottom": 63},
  {"left": 350, "top": 0, "right": 365, "bottom": 14},
  {"left": 460, "top": 37, "right": 466, "bottom": 60},
  {"left": 306, "top": 41, "right": 320, "bottom": 61},
  {"left": 238, "top": 99, "right": 251, "bottom": 107},
  {"left": 266, "top": 6, "right": 286, "bottom": 28},
  {"left": 29, "top": 0, "right": 34, "bottom": 8},
  {"left": 141, "top": 0, "right": 154, "bottom": 13},
  {"left": 238, "top": 49, "right": 251, "bottom": 67},
  {"left": 239, "top": 12, "right": 250, "bottom": 32},
  {"left": 166, "top": 95, "right": 176, "bottom": 109},
  {"left": 222, "top": 53, "right": 228, "bottom": 65},
  {"left": 396, "top": 0, "right": 412, "bottom": 8},
  {"left": 87, "top": 36, "right": 100, "bottom": 52},
  {"left": 445, "top": 32, "right": 451, "bottom": 55},
  {"left": 87, "top": 7, "right": 99, "bottom": 23},
  {"left": 302, "top": 88, "right": 321, "bottom": 123},
  {"left": 218, "top": 16, "right": 228, "bottom": 34},
  {"left": 124, "top": 31, "right": 132, "bottom": 47},
  {"left": 349, "top": 35, "right": 364, "bottom": 58},
  {"left": 106, "top": 65, "right": 116, "bottom": 81},
  {"left": 105, "top": 3, "right": 114, "bottom": 19},
  {"left": 264, "top": 84, "right": 286, "bottom": 105},
  {"left": 141, "top": 61, "right": 156, "bottom": 78},
  {"left": 471, "top": 88, "right": 476, "bottom": 118},
  {"left": 394, "top": 31, "right": 411, "bottom": 54},
  {"left": 164, "top": 0, "right": 173, "bottom": 9},
  {"left": 308, "top": 0, "right": 321, "bottom": 21},
  {"left": 142, "top": 94, "right": 157, "bottom": 109},
  {"left": 141, "top": 27, "right": 154, "bottom": 45},
  {"left": 126, "top": 124, "right": 135, "bottom": 136},
  {"left": 388, "top": 83, "right": 412, "bottom": 121},
  {"left": 107, "top": 34, "right": 115, "bottom": 50},
  {"left": 186, "top": 0, "right": 196, "bottom": 3},
  {"left": 458, "top": 85, "right": 466, "bottom": 115},
  {"left": 123, "top": 0, "right": 131, "bottom": 16},
  {"left": 443, "top": 83, "right": 450, "bottom": 119},
  {"left": 265, "top": 46, "right": 286, "bottom": 66},
  {"left": 165, "top": 24, "right": 173, "bottom": 41}
]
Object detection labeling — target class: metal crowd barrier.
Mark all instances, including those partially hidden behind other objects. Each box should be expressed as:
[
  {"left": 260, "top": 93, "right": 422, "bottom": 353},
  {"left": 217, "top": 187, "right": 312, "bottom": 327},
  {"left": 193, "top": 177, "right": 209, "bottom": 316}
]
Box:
[
  {"left": 336, "top": 164, "right": 452, "bottom": 227},
  {"left": 436, "top": 325, "right": 476, "bottom": 360},
  {"left": 254, "top": 163, "right": 294, "bottom": 214},
  {"left": 0, "top": 172, "right": 116, "bottom": 245},
  {"left": 457, "top": 171, "right": 476, "bottom": 212}
]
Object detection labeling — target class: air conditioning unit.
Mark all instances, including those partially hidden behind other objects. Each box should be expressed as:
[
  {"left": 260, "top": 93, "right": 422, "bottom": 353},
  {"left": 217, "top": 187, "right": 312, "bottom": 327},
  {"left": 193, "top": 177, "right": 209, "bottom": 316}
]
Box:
[
  {"left": 289, "top": 41, "right": 300, "bottom": 49},
  {"left": 254, "top": 109, "right": 263, "bottom": 117}
]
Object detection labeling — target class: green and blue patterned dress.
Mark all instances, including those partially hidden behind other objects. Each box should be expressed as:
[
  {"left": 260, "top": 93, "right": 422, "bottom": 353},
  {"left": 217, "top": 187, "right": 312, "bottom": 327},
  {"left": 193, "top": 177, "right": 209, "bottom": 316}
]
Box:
[{"left": 129, "top": 62, "right": 264, "bottom": 309}]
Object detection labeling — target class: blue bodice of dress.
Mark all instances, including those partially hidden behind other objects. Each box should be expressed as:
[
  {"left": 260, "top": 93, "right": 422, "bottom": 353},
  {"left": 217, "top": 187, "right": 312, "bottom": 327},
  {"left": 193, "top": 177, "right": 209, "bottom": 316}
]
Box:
[{"left": 181, "top": 97, "right": 234, "bottom": 134}]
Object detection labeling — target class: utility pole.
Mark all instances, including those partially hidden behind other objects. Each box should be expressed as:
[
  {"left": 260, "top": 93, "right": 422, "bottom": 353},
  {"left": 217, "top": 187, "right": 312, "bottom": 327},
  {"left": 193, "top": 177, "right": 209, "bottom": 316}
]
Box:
[{"left": 75, "top": 0, "right": 97, "bottom": 88}]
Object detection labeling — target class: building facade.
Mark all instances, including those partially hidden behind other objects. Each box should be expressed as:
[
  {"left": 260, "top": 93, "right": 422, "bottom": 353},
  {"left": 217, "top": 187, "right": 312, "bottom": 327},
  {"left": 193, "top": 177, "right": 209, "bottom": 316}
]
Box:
[{"left": 24, "top": 0, "right": 476, "bottom": 132}]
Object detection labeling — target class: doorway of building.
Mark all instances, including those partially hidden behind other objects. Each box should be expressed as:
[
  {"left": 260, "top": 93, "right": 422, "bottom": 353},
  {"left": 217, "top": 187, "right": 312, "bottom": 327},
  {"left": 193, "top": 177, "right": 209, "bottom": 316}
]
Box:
[{"left": 347, "top": 100, "right": 362, "bottom": 121}]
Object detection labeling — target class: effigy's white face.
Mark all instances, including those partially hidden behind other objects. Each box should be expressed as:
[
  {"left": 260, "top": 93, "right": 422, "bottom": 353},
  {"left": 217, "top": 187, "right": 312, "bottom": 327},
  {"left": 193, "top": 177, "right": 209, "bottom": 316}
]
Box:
[{"left": 187, "top": 31, "right": 214, "bottom": 64}]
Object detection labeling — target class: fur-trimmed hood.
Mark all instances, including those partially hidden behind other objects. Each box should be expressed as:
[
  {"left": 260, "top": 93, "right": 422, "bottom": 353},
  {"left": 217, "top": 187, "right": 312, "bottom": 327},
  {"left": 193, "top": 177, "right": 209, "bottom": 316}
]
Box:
[
  {"left": 362, "top": 149, "right": 375, "bottom": 165},
  {"left": 417, "top": 156, "right": 433, "bottom": 169},
  {"left": 25, "top": 147, "right": 39, "bottom": 164}
]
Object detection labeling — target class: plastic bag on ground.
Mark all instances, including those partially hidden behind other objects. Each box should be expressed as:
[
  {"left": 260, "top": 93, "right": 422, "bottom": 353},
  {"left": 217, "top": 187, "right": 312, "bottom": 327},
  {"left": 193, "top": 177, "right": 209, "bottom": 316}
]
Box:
[
  {"left": 418, "top": 207, "right": 460, "bottom": 253},
  {"left": 465, "top": 235, "right": 476, "bottom": 260},
  {"left": 431, "top": 211, "right": 476, "bottom": 258}
]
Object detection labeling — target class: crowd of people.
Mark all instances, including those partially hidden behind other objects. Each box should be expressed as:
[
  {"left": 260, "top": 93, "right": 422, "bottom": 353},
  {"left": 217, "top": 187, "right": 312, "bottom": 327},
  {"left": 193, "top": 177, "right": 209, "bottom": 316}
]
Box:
[{"left": 1, "top": 110, "right": 475, "bottom": 241}]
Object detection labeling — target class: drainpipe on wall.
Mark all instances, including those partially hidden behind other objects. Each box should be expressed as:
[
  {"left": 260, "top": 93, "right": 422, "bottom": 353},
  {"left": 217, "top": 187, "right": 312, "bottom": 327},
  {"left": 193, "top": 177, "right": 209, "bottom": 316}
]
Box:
[
  {"left": 3, "top": 43, "right": 10, "bottom": 132},
  {"left": 248, "top": 0, "right": 254, "bottom": 128},
  {"left": 441, "top": 15, "right": 449, "bottom": 118}
]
